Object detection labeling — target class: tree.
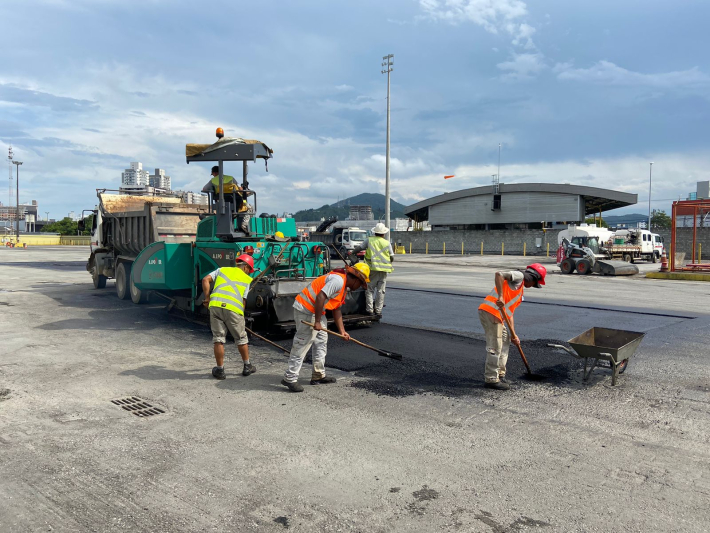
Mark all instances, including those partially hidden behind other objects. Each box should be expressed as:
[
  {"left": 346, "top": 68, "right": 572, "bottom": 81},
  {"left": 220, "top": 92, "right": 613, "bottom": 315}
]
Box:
[
  {"left": 584, "top": 217, "right": 608, "bottom": 228},
  {"left": 651, "top": 209, "right": 671, "bottom": 229},
  {"left": 41, "top": 217, "right": 79, "bottom": 236}
]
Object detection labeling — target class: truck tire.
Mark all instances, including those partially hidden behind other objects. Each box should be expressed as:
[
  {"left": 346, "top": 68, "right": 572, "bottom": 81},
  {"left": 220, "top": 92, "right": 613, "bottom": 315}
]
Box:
[
  {"left": 560, "top": 258, "right": 575, "bottom": 275},
  {"left": 130, "top": 273, "right": 148, "bottom": 304},
  {"left": 623, "top": 253, "right": 633, "bottom": 263},
  {"left": 92, "top": 269, "right": 107, "bottom": 289},
  {"left": 115, "top": 262, "right": 131, "bottom": 300},
  {"left": 652, "top": 252, "right": 658, "bottom": 263},
  {"left": 576, "top": 259, "right": 593, "bottom": 275}
]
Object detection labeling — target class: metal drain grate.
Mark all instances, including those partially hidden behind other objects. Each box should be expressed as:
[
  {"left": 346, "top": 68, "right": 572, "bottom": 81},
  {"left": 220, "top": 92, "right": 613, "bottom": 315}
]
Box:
[{"left": 111, "top": 397, "right": 165, "bottom": 417}]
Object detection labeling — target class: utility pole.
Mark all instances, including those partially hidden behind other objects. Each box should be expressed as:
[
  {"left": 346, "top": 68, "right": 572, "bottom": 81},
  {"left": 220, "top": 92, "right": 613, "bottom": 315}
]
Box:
[
  {"left": 381, "top": 53, "right": 394, "bottom": 233},
  {"left": 12, "top": 160, "right": 22, "bottom": 242},
  {"left": 7, "top": 146, "right": 13, "bottom": 219},
  {"left": 498, "top": 143, "right": 501, "bottom": 184},
  {"left": 648, "top": 162, "right": 654, "bottom": 230}
]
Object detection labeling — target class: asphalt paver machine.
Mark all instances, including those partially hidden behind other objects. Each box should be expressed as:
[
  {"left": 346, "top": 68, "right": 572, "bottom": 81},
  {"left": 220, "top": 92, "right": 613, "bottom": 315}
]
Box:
[{"left": 131, "top": 134, "right": 368, "bottom": 330}]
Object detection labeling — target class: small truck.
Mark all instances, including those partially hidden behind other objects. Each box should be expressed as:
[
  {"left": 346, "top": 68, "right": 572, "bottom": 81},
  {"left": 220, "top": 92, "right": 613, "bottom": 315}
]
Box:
[
  {"left": 309, "top": 224, "right": 368, "bottom": 259},
  {"left": 606, "top": 229, "right": 665, "bottom": 263}
]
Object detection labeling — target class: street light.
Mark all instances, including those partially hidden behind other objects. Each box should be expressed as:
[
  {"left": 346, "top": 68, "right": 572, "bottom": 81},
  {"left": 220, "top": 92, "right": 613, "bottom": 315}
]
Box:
[
  {"left": 12, "top": 160, "right": 22, "bottom": 242},
  {"left": 381, "top": 53, "right": 394, "bottom": 234},
  {"left": 648, "top": 162, "right": 654, "bottom": 230},
  {"left": 45, "top": 211, "right": 50, "bottom": 221}
]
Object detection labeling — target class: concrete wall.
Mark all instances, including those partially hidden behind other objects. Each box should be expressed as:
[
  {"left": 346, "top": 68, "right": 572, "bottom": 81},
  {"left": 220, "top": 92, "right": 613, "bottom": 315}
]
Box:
[
  {"left": 1, "top": 235, "right": 90, "bottom": 246},
  {"left": 391, "top": 227, "right": 710, "bottom": 257}
]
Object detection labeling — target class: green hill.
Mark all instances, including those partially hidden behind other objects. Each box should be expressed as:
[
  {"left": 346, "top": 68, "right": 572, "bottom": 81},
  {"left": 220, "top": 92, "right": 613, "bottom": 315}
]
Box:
[{"left": 294, "top": 193, "right": 409, "bottom": 222}]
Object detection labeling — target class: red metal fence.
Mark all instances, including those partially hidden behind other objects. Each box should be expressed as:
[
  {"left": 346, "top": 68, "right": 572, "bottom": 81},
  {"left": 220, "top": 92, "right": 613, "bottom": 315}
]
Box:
[{"left": 670, "top": 200, "right": 710, "bottom": 272}]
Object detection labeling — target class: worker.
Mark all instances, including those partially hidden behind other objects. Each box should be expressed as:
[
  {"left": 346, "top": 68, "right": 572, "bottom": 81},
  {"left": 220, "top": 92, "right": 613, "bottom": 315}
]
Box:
[
  {"left": 351, "top": 222, "right": 393, "bottom": 318},
  {"left": 478, "top": 263, "right": 547, "bottom": 390},
  {"left": 202, "top": 254, "right": 257, "bottom": 380},
  {"left": 281, "top": 263, "right": 370, "bottom": 392},
  {"left": 201, "top": 166, "right": 252, "bottom": 234}
]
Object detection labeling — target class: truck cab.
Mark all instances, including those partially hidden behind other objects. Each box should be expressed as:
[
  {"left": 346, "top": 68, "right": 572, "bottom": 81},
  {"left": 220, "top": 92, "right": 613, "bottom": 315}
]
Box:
[{"left": 334, "top": 227, "right": 368, "bottom": 255}]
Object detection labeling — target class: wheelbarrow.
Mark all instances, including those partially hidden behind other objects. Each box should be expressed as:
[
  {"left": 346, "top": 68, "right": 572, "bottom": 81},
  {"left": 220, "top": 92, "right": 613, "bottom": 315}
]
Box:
[{"left": 548, "top": 327, "right": 645, "bottom": 386}]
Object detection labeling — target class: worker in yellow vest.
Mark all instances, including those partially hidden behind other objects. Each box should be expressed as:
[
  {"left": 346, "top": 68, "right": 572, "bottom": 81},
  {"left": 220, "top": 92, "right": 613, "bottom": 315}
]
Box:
[
  {"left": 201, "top": 254, "right": 256, "bottom": 380},
  {"left": 282, "top": 263, "right": 370, "bottom": 392},
  {"left": 202, "top": 166, "right": 252, "bottom": 234},
  {"left": 478, "top": 263, "right": 547, "bottom": 390},
  {"left": 351, "top": 222, "right": 394, "bottom": 318}
]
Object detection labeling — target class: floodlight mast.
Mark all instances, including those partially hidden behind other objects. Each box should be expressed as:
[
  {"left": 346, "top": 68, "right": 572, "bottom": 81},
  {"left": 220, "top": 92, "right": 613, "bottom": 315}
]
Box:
[{"left": 381, "top": 53, "right": 394, "bottom": 234}]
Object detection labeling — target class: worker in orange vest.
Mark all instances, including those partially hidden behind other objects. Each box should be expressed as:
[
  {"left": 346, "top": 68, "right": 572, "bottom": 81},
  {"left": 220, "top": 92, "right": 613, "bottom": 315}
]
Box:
[
  {"left": 282, "top": 263, "right": 371, "bottom": 392},
  {"left": 478, "top": 263, "right": 547, "bottom": 390}
]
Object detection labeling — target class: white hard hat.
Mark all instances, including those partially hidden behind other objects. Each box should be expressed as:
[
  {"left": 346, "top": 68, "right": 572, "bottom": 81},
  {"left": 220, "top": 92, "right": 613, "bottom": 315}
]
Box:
[{"left": 373, "top": 222, "right": 389, "bottom": 234}]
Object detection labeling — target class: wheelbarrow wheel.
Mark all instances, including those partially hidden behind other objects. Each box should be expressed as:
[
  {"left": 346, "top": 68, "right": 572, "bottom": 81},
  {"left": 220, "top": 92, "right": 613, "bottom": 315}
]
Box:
[{"left": 618, "top": 359, "right": 629, "bottom": 374}]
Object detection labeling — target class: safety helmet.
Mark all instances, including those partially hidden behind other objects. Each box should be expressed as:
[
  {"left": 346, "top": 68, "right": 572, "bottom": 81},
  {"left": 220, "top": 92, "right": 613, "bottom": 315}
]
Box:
[
  {"left": 275, "top": 231, "right": 285, "bottom": 239},
  {"left": 216, "top": 127, "right": 224, "bottom": 139},
  {"left": 372, "top": 222, "right": 389, "bottom": 235},
  {"left": 347, "top": 262, "right": 370, "bottom": 285},
  {"left": 526, "top": 263, "right": 547, "bottom": 287},
  {"left": 243, "top": 245, "right": 255, "bottom": 255},
  {"left": 236, "top": 254, "right": 255, "bottom": 273}
]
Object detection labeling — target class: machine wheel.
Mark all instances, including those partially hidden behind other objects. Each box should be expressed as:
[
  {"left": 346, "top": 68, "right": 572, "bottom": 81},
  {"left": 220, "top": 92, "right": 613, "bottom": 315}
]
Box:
[
  {"left": 576, "top": 259, "right": 593, "bottom": 275},
  {"left": 652, "top": 252, "right": 658, "bottom": 263},
  {"left": 115, "top": 262, "right": 131, "bottom": 300},
  {"left": 92, "top": 268, "right": 107, "bottom": 289},
  {"left": 130, "top": 273, "right": 148, "bottom": 304},
  {"left": 623, "top": 253, "right": 633, "bottom": 263},
  {"left": 618, "top": 359, "right": 629, "bottom": 374},
  {"left": 560, "top": 258, "right": 575, "bottom": 275}
]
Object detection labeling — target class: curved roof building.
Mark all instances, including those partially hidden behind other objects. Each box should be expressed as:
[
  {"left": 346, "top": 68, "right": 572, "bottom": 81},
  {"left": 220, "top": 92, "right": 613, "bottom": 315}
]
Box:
[{"left": 404, "top": 183, "right": 637, "bottom": 230}]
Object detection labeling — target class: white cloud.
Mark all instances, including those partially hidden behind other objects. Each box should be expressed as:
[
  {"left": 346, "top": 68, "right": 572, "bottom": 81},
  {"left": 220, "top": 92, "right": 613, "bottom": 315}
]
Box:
[
  {"left": 555, "top": 61, "right": 710, "bottom": 89},
  {"left": 334, "top": 84, "right": 354, "bottom": 91},
  {"left": 497, "top": 52, "right": 546, "bottom": 80},
  {"left": 292, "top": 181, "right": 312, "bottom": 190}
]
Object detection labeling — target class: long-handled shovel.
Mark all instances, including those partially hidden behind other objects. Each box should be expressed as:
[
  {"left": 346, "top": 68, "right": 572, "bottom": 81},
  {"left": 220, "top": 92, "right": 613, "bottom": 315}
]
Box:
[
  {"left": 245, "top": 327, "right": 290, "bottom": 355},
  {"left": 301, "top": 321, "right": 403, "bottom": 360},
  {"left": 498, "top": 308, "right": 532, "bottom": 375}
]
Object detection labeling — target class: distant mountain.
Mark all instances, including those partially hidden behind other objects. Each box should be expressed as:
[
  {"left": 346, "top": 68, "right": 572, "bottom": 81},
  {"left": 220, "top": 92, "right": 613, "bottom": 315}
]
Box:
[
  {"left": 604, "top": 213, "right": 648, "bottom": 225},
  {"left": 294, "top": 193, "right": 409, "bottom": 222}
]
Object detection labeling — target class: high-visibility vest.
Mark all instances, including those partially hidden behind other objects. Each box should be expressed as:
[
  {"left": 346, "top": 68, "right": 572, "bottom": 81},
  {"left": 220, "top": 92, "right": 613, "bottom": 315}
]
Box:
[
  {"left": 365, "top": 236, "right": 393, "bottom": 273},
  {"left": 208, "top": 267, "right": 252, "bottom": 315},
  {"left": 211, "top": 174, "right": 239, "bottom": 194},
  {"left": 478, "top": 280, "right": 524, "bottom": 322},
  {"left": 295, "top": 273, "right": 347, "bottom": 315}
]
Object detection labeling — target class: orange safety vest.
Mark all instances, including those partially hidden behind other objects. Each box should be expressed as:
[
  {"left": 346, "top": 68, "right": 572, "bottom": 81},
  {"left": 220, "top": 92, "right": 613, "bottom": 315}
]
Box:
[
  {"left": 478, "top": 280, "right": 524, "bottom": 322},
  {"left": 295, "top": 273, "right": 347, "bottom": 315}
]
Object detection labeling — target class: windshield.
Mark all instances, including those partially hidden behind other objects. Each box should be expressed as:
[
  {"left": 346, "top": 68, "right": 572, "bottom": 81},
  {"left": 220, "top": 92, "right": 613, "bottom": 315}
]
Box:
[
  {"left": 572, "top": 236, "right": 601, "bottom": 254},
  {"left": 350, "top": 231, "right": 367, "bottom": 242}
]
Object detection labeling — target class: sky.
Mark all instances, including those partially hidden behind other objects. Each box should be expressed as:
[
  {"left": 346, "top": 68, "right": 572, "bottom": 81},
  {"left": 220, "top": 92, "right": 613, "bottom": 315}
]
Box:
[{"left": 1, "top": 0, "right": 710, "bottom": 220}]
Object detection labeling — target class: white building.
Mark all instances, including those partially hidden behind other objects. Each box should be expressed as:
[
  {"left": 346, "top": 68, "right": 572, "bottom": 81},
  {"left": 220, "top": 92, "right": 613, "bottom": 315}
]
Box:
[
  {"left": 177, "top": 191, "right": 209, "bottom": 205},
  {"left": 121, "top": 162, "right": 150, "bottom": 187},
  {"left": 149, "top": 168, "right": 171, "bottom": 191}
]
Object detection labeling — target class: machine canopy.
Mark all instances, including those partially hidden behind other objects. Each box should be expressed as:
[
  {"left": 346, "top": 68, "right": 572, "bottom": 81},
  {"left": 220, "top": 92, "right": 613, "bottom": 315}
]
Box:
[{"left": 185, "top": 137, "right": 273, "bottom": 162}]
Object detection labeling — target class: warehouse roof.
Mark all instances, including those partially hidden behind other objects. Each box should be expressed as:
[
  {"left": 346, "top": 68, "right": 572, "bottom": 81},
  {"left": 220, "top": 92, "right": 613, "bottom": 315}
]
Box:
[{"left": 404, "top": 183, "right": 638, "bottom": 221}]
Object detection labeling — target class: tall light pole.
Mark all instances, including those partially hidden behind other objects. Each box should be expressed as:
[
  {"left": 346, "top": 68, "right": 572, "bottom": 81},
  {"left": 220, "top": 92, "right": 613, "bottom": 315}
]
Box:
[
  {"left": 12, "top": 160, "right": 22, "bottom": 242},
  {"left": 381, "top": 53, "right": 394, "bottom": 233},
  {"left": 648, "top": 162, "right": 654, "bottom": 230},
  {"left": 45, "top": 211, "right": 50, "bottom": 221},
  {"left": 498, "top": 143, "right": 501, "bottom": 184}
]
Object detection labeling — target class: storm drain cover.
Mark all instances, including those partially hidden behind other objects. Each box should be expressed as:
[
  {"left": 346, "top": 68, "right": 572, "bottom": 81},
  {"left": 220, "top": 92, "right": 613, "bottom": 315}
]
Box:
[{"left": 111, "top": 397, "right": 165, "bottom": 417}]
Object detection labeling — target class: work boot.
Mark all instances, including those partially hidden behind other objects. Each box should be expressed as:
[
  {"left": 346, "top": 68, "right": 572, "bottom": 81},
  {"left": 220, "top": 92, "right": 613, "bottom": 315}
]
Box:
[
  {"left": 499, "top": 376, "right": 510, "bottom": 384},
  {"left": 484, "top": 381, "right": 510, "bottom": 391},
  {"left": 281, "top": 379, "right": 304, "bottom": 393},
  {"left": 242, "top": 363, "right": 256, "bottom": 376},
  {"left": 310, "top": 376, "right": 337, "bottom": 385},
  {"left": 212, "top": 367, "right": 226, "bottom": 380}
]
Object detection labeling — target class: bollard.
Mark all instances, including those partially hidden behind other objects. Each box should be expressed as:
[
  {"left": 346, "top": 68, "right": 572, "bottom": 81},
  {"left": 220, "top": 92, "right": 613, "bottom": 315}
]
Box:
[
  {"left": 502, "top": 242, "right": 504, "bottom": 256},
  {"left": 523, "top": 242, "right": 526, "bottom": 257},
  {"left": 443, "top": 242, "right": 446, "bottom": 255},
  {"left": 409, "top": 242, "right": 412, "bottom": 254},
  {"left": 426, "top": 242, "right": 428, "bottom": 254},
  {"left": 547, "top": 242, "right": 550, "bottom": 257},
  {"left": 461, "top": 242, "right": 464, "bottom": 255},
  {"left": 700, "top": 243, "right": 702, "bottom": 262},
  {"left": 481, "top": 241, "right": 484, "bottom": 256}
]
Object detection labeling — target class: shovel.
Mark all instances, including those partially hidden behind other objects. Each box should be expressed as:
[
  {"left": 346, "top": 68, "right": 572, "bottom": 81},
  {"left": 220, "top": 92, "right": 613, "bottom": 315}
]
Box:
[
  {"left": 301, "top": 321, "right": 403, "bottom": 360},
  {"left": 498, "top": 307, "right": 532, "bottom": 375}
]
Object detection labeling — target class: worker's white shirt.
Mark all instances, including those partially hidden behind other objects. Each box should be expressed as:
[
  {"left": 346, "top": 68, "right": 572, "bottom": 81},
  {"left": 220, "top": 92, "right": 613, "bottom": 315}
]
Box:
[
  {"left": 506, "top": 271, "right": 524, "bottom": 291},
  {"left": 293, "top": 273, "right": 345, "bottom": 313}
]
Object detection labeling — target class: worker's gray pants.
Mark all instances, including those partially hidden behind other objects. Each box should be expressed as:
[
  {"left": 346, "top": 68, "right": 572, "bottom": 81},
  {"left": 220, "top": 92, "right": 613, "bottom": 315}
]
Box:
[
  {"left": 479, "top": 309, "right": 510, "bottom": 383},
  {"left": 284, "top": 309, "right": 328, "bottom": 383},
  {"left": 366, "top": 271, "right": 388, "bottom": 314}
]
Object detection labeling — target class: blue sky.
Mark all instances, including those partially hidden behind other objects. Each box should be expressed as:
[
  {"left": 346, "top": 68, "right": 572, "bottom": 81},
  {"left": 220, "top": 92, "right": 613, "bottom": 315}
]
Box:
[{"left": 1, "top": 0, "right": 709, "bottom": 219}]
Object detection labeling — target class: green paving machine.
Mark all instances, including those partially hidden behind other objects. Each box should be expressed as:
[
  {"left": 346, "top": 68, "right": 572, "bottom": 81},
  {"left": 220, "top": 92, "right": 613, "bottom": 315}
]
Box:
[{"left": 130, "top": 133, "right": 368, "bottom": 330}]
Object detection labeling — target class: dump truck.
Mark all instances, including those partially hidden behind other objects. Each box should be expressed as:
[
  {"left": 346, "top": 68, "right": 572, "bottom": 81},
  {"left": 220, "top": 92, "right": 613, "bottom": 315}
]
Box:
[
  {"left": 83, "top": 191, "right": 209, "bottom": 302},
  {"left": 308, "top": 219, "right": 368, "bottom": 259},
  {"left": 84, "top": 133, "right": 370, "bottom": 331}
]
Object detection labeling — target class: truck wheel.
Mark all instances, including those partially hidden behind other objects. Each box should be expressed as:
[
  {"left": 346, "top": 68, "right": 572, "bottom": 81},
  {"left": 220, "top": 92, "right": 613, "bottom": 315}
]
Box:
[
  {"left": 576, "top": 259, "right": 593, "bottom": 275},
  {"left": 623, "top": 253, "right": 633, "bottom": 263},
  {"left": 560, "top": 258, "right": 575, "bottom": 275},
  {"left": 92, "top": 269, "right": 107, "bottom": 289},
  {"left": 130, "top": 273, "right": 148, "bottom": 304},
  {"left": 115, "top": 262, "right": 131, "bottom": 300},
  {"left": 652, "top": 252, "right": 658, "bottom": 263}
]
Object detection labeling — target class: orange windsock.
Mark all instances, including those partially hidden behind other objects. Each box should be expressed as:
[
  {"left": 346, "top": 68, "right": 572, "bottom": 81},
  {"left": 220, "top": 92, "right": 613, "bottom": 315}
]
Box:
[{"left": 444, "top": 175, "right": 455, "bottom": 179}]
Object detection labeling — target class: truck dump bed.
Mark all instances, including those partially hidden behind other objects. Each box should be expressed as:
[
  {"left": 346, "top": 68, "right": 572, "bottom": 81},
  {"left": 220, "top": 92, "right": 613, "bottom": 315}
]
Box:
[{"left": 98, "top": 193, "right": 208, "bottom": 258}]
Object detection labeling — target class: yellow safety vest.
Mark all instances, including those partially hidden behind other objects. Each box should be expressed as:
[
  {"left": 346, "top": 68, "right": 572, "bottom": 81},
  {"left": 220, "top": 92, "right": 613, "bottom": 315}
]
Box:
[
  {"left": 208, "top": 267, "right": 252, "bottom": 315},
  {"left": 211, "top": 174, "right": 239, "bottom": 194},
  {"left": 365, "top": 236, "right": 394, "bottom": 273}
]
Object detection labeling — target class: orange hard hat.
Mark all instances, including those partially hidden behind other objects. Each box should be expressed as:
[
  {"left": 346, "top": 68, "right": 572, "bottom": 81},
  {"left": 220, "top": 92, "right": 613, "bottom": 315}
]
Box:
[{"left": 236, "top": 254, "right": 254, "bottom": 273}]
